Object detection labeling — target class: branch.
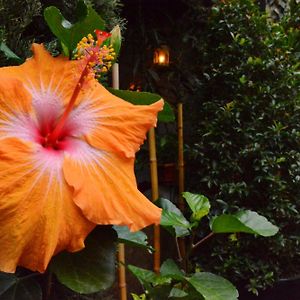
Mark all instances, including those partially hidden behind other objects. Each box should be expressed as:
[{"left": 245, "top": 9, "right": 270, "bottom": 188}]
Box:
[{"left": 192, "top": 232, "right": 214, "bottom": 251}]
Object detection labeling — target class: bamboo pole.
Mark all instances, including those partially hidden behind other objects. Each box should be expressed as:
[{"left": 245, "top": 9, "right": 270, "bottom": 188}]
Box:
[
  {"left": 177, "top": 103, "right": 186, "bottom": 267},
  {"left": 178, "top": 103, "right": 185, "bottom": 211},
  {"left": 118, "top": 243, "right": 127, "bottom": 300},
  {"left": 148, "top": 127, "right": 161, "bottom": 274},
  {"left": 112, "top": 63, "right": 127, "bottom": 300}
]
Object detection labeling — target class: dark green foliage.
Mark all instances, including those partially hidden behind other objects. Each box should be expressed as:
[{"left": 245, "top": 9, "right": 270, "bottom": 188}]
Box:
[
  {"left": 87, "top": 0, "right": 126, "bottom": 32},
  {"left": 0, "top": 0, "right": 125, "bottom": 65},
  {"left": 182, "top": 0, "right": 300, "bottom": 294},
  {"left": 49, "top": 226, "right": 117, "bottom": 294},
  {"left": 0, "top": 0, "right": 42, "bottom": 64},
  {"left": 0, "top": 272, "right": 42, "bottom": 300}
]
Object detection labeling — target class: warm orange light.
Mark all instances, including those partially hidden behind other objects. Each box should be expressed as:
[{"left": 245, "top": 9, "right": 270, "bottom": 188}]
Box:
[{"left": 153, "top": 46, "right": 169, "bottom": 66}]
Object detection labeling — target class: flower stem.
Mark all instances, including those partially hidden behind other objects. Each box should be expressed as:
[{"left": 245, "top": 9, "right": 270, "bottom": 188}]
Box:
[{"left": 192, "top": 232, "right": 214, "bottom": 251}]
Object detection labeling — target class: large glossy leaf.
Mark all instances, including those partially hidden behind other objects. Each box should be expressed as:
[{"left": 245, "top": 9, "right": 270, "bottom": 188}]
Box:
[
  {"left": 44, "top": 1, "right": 105, "bottom": 56},
  {"left": 160, "top": 259, "right": 184, "bottom": 280},
  {"left": 161, "top": 211, "right": 190, "bottom": 231},
  {"left": 182, "top": 192, "right": 210, "bottom": 222},
  {"left": 113, "top": 225, "right": 152, "bottom": 251},
  {"left": 211, "top": 210, "right": 279, "bottom": 236},
  {"left": 158, "top": 198, "right": 190, "bottom": 237},
  {"left": 50, "top": 226, "right": 117, "bottom": 294},
  {"left": 187, "top": 272, "right": 238, "bottom": 300},
  {"left": 107, "top": 88, "right": 175, "bottom": 123},
  {"left": 0, "top": 272, "right": 42, "bottom": 300}
]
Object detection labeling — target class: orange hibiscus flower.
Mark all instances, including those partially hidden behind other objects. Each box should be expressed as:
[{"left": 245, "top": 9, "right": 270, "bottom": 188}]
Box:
[{"left": 0, "top": 44, "right": 163, "bottom": 273}]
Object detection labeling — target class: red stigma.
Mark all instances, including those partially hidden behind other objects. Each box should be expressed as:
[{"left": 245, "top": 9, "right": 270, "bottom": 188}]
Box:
[{"left": 94, "top": 29, "right": 111, "bottom": 46}]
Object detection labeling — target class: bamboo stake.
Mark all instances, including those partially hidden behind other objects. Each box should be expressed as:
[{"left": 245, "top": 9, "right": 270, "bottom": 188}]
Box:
[
  {"left": 112, "top": 63, "right": 127, "bottom": 300},
  {"left": 118, "top": 243, "right": 127, "bottom": 300},
  {"left": 177, "top": 103, "right": 186, "bottom": 267},
  {"left": 178, "top": 103, "right": 185, "bottom": 211},
  {"left": 148, "top": 127, "right": 161, "bottom": 274}
]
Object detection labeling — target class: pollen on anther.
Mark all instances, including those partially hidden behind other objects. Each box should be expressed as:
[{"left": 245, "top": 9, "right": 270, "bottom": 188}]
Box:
[{"left": 74, "top": 31, "right": 116, "bottom": 79}]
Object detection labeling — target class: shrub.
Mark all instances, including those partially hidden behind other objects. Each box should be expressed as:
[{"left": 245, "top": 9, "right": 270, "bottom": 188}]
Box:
[{"left": 183, "top": 0, "right": 300, "bottom": 294}]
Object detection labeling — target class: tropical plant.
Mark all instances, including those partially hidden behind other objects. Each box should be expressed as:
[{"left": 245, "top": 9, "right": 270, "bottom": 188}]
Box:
[
  {"left": 128, "top": 192, "right": 278, "bottom": 300},
  {"left": 181, "top": 0, "right": 300, "bottom": 294}
]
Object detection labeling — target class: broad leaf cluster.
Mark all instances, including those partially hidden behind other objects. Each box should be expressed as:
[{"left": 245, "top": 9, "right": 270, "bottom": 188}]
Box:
[{"left": 129, "top": 192, "right": 278, "bottom": 300}]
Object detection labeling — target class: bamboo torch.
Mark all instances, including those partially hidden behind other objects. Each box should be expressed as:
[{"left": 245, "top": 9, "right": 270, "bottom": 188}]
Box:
[
  {"left": 148, "top": 127, "right": 161, "bottom": 274},
  {"left": 112, "top": 63, "right": 127, "bottom": 300}
]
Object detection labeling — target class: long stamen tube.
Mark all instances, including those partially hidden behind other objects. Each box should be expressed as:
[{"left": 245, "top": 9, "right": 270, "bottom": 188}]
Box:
[
  {"left": 46, "top": 31, "right": 114, "bottom": 147},
  {"left": 47, "top": 61, "right": 90, "bottom": 145}
]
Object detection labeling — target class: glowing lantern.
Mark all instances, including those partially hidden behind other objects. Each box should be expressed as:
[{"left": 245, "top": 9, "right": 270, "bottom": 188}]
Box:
[{"left": 153, "top": 45, "right": 170, "bottom": 66}]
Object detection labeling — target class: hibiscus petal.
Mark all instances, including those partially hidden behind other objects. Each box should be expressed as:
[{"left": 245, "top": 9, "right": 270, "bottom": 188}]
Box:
[
  {"left": 0, "top": 138, "right": 95, "bottom": 273},
  {"left": 0, "top": 44, "right": 80, "bottom": 126},
  {"left": 63, "top": 141, "right": 162, "bottom": 231},
  {"left": 73, "top": 85, "right": 164, "bottom": 158},
  {"left": 0, "top": 44, "right": 163, "bottom": 159},
  {"left": 0, "top": 77, "right": 38, "bottom": 141}
]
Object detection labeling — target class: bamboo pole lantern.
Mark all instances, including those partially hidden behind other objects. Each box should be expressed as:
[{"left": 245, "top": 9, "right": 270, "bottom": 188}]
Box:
[
  {"left": 148, "top": 127, "right": 161, "bottom": 274},
  {"left": 112, "top": 63, "right": 127, "bottom": 300}
]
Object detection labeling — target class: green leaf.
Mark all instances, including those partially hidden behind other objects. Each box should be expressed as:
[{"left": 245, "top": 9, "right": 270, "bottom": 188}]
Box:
[
  {"left": 169, "top": 287, "right": 188, "bottom": 298},
  {"left": 128, "top": 265, "right": 157, "bottom": 285},
  {"left": 161, "top": 211, "right": 190, "bottom": 231},
  {"left": 131, "top": 293, "right": 146, "bottom": 300},
  {"left": 113, "top": 225, "right": 152, "bottom": 251},
  {"left": 211, "top": 210, "right": 279, "bottom": 236},
  {"left": 107, "top": 88, "right": 175, "bottom": 123},
  {"left": 160, "top": 259, "right": 184, "bottom": 280},
  {"left": 128, "top": 265, "right": 171, "bottom": 287},
  {"left": 182, "top": 192, "right": 210, "bottom": 222},
  {"left": 0, "top": 43, "right": 22, "bottom": 63},
  {"left": 158, "top": 198, "right": 190, "bottom": 237},
  {"left": 239, "top": 75, "right": 247, "bottom": 84},
  {"left": 44, "top": 1, "right": 105, "bottom": 56},
  {"left": 0, "top": 273, "right": 42, "bottom": 300},
  {"left": 187, "top": 272, "right": 238, "bottom": 300},
  {"left": 50, "top": 226, "right": 117, "bottom": 294}
]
